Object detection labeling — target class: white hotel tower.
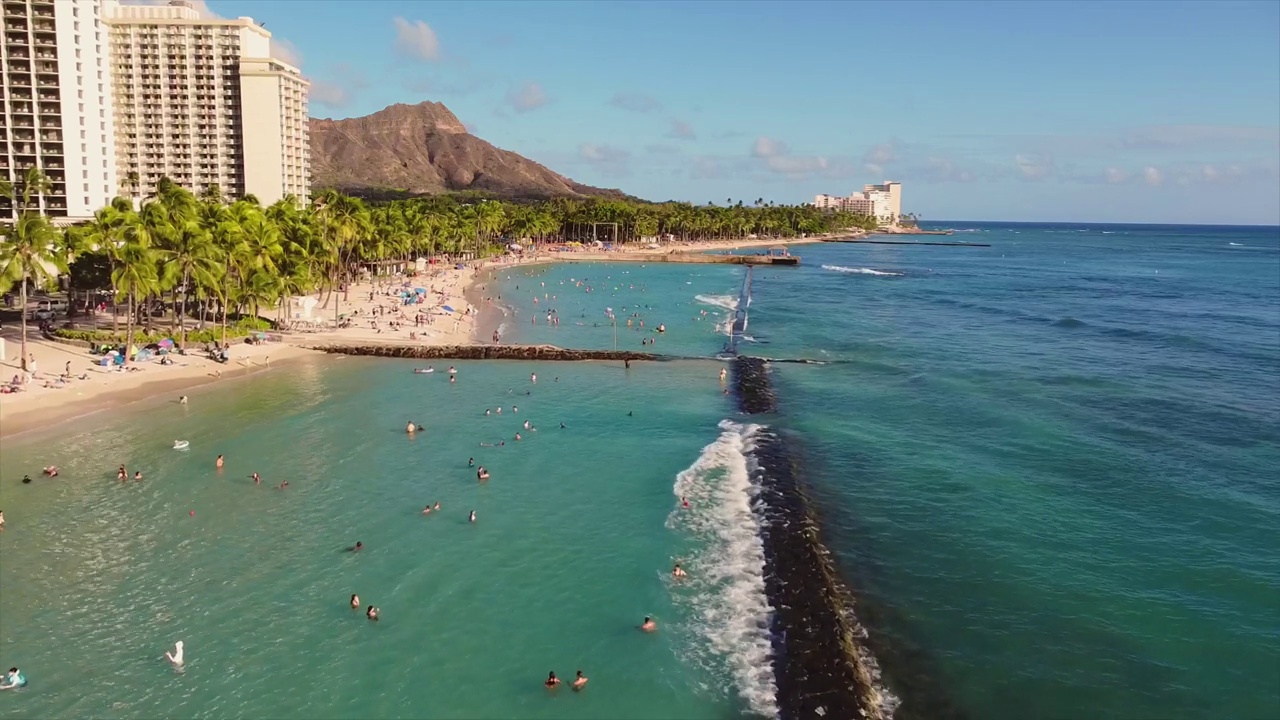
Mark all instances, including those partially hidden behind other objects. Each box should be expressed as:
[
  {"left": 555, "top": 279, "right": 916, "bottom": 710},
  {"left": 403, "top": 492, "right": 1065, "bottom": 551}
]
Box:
[
  {"left": 104, "top": 0, "right": 309, "bottom": 206},
  {"left": 2, "top": 0, "right": 116, "bottom": 222},
  {"left": 1, "top": 0, "right": 309, "bottom": 222}
]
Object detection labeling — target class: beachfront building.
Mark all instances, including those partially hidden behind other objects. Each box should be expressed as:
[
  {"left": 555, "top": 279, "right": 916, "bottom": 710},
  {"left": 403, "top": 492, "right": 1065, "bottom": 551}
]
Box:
[
  {"left": 2, "top": 0, "right": 117, "bottom": 223},
  {"left": 812, "top": 181, "right": 902, "bottom": 224},
  {"left": 102, "top": 0, "right": 309, "bottom": 205}
]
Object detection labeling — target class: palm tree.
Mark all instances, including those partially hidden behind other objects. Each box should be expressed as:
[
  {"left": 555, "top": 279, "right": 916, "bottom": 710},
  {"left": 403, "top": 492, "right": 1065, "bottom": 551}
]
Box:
[
  {"left": 111, "top": 220, "right": 160, "bottom": 367},
  {"left": 0, "top": 212, "right": 66, "bottom": 372}
]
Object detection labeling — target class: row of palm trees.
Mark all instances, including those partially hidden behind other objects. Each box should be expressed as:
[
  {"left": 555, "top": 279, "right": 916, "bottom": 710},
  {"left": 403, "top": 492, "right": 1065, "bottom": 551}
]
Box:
[{"left": 1, "top": 169, "right": 874, "bottom": 370}]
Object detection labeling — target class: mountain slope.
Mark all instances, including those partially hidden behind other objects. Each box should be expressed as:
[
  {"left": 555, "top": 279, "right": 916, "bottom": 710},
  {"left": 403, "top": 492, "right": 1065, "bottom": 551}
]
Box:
[{"left": 309, "top": 101, "right": 621, "bottom": 199}]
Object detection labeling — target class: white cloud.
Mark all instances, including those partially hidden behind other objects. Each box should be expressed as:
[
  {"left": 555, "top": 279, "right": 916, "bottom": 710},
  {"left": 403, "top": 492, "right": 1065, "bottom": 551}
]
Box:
[
  {"left": 610, "top": 93, "right": 662, "bottom": 113},
  {"left": 752, "top": 136, "right": 787, "bottom": 158},
  {"left": 667, "top": 119, "right": 697, "bottom": 141},
  {"left": 1015, "top": 153, "right": 1054, "bottom": 180},
  {"left": 864, "top": 142, "right": 898, "bottom": 166},
  {"left": 579, "top": 143, "right": 631, "bottom": 176},
  {"left": 506, "top": 82, "right": 548, "bottom": 113},
  {"left": 1143, "top": 166, "right": 1163, "bottom": 186},
  {"left": 310, "top": 80, "right": 351, "bottom": 109},
  {"left": 750, "top": 136, "right": 842, "bottom": 178},
  {"left": 393, "top": 17, "right": 441, "bottom": 61},
  {"left": 271, "top": 38, "right": 302, "bottom": 67},
  {"left": 1104, "top": 167, "right": 1128, "bottom": 184},
  {"left": 309, "top": 64, "right": 370, "bottom": 111}
]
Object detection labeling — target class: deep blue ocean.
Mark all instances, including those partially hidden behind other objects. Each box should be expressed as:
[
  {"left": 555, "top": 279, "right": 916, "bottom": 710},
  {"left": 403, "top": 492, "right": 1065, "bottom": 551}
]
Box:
[
  {"left": 491, "top": 221, "right": 1280, "bottom": 719},
  {"left": 1, "top": 222, "right": 1276, "bottom": 719}
]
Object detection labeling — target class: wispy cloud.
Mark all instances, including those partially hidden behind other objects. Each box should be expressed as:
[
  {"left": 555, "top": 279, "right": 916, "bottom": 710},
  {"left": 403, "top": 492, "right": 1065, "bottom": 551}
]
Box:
[
  {"left": 667, "top": 119, "right": 697, "bottom": 141},
  {"left": 393, "top": 17, "right": 441, "bottom": 61},
  {"left": 309, "top": 63, "right": 370, "bottom": 112},
  {"left": 579, "top": 143, "right": 631, "bottom": 177},
  {"left": 271, "top": 38, "right": 302, "bottom": 67},
  {"left": 750, "top": 136, "right": 850, "bottom": 179},
  {"left": 610, "top": 93, "right": 662, "bottom": 113},
  {"left": 506, "top": 82, "right": 549, "bottom": 113},
  {"left": 1015, "top": 153, "right": 1054, "bottom": 180}
]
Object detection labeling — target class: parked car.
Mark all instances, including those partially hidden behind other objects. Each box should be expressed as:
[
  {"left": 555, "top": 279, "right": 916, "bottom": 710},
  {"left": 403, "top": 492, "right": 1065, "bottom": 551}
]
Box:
[{"left": 34, "top": 298, "right": 68, "bottom": 321}]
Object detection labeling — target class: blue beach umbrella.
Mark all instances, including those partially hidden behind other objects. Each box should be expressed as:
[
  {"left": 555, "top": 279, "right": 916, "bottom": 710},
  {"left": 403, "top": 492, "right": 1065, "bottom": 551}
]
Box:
[{"left": 442, "top": 305, "right": 456, "bottom": 313}]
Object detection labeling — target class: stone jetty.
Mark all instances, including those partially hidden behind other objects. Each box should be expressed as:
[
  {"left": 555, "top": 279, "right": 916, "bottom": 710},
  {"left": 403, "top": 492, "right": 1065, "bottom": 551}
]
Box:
[{"left": 309, "top": 343, "right": 661, "bottom": 362}]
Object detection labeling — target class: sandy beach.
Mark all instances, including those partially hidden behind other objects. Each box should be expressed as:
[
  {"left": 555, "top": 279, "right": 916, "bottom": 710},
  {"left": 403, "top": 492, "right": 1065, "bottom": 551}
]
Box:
[{"left": 0, "top": 236, "right": 827, "bottom": 437}]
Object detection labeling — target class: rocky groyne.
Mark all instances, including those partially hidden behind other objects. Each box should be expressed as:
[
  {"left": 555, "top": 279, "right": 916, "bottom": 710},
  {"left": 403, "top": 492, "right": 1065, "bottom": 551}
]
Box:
[
  {"left": 309, "top": 343, "right": 661, "bottom": 362},
  {"left": 734, "top": 355, "right": 891, "bottom": 720}
]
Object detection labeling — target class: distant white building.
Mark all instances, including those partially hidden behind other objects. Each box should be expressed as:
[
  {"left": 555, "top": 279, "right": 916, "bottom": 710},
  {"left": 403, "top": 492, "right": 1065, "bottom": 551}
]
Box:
[{"left": 812, "top": 181, "right": 902, "bottom": 224}]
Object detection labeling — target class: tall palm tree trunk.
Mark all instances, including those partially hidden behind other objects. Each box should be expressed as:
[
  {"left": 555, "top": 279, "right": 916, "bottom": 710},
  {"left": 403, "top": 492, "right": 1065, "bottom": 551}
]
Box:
[
  {"left": 123, "top": 294, "right": 135, "bottom": 368},
  {"left": 19, "top": 275, "right": 29, "bottom": 373}
]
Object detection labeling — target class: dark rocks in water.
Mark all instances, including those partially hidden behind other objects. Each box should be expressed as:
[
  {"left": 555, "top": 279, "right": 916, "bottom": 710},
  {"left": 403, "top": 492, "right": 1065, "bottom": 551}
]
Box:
[
  {"left": 311, "top": 344, "right": 660, "bottom": 362},
  {"left": 733, "top": 356, "right": 777, "bottom": 413},
  {"left": 733, "top": 356, "right": 888, "bottom": 720}
]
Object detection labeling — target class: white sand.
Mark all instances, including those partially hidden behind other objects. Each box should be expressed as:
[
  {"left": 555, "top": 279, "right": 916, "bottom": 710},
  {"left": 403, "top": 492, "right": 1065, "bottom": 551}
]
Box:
[{"left": 0, "top": 237, "right": 827, "bottom": 436}]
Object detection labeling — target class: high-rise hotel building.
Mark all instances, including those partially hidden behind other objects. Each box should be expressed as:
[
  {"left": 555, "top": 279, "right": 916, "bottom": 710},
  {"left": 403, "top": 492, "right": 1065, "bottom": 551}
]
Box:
[
  {"left": 1, "top": 0, "right": 309, "bottom": 222},
  {"left": 2, "top": 0, "right": 117, "bottom": 222},
  {"left": 104, "top": 0, "right": 309, "bottom": 207}
]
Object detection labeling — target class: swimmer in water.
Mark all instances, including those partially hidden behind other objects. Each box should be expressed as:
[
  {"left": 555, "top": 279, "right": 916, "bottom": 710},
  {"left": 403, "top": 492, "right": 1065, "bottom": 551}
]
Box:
[
  {"left": 179, "top": 395, "right": 188, "bottom": 405},
  {"left": 512, "top": 405, "right": 519, "bottom": 413},
  {"left": 523, "top": 420, "right": 531, "bottom": 430},
  {"left": 348, "top": 541, "right": 363, "bottom": 552},
  {"left": 682, "top": 496, "right": 690, "bottom": 508},
  {"left": 544, "top": 671, "right": 561, "bottom": 689},
  {"left": 719, "top": 368, "right": 727, "bottom": 382},
  {"left": 573, "top": 670, "right": 588, "bottom": 690},
  {"left": 252, "top": 472, "right": 260, "bottom": 485},
  {"left": 450, "top": 375, "right": 456, "bottom": 384},
  {"left": 118, "top": 465, "right": 127, "bottom": 481},
  {"left": 672, "top": 563, "right": 687, "bottom": 579},
  {"left": 277, "top": 480, "right": 289, "bottom": 490},
  {"left": 43, "top": 465, "right": 58, "bottom": 477},
  {"left": 0, "top": 510, "right": 5, "bottom": 530},
  {"left": 448, "top": 366, "right": 456, "bottom": 375},
  {"left": 468, "top": 457, "right": 475, "bottom": 467},
  {"left": 641, "top": 617, "right": 657, "bottom": 632},
  {"left": 514, "top": 433, "right": 522, "bottom": 441},
  {"left": 495, "top": 406, "right": 502, "bottom": 414},
  {"left": 477, "top": 467, "right": 490, "bottom": 480},
  {"left": 366, "top": 605, "right": 379, "bottom": 621},
  {"left": 351, "top": 594, "right": 360, "bottom": 609},
  {"left": 134, "top": 471, "right": 143, "bottom": 481},
  {"left": 1, "top": 667, "right": 27, "bottom": 690},
  {"left": 560, "top": 422, "right": 566, "bottom": 429},
  {"left": 164, "top": 640, "right": 184, "bottom": 667},
  {"left": 531, "top": 373, "right": 537, "bottom": 383},
  {"left": 485, "top": 409, "right": 491, "bottom": 416},
  {"left": 216, "top": 455, "right": 224, "bottom": 469},
  {"left": 469, "top": 510, "right": 476, "bottom": 523}
]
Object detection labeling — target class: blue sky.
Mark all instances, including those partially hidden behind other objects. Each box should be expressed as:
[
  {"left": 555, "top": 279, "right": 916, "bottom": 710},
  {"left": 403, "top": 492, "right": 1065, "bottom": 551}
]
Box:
[{"left": 208, "top": 0, "right": 1280, "bottom": 224}]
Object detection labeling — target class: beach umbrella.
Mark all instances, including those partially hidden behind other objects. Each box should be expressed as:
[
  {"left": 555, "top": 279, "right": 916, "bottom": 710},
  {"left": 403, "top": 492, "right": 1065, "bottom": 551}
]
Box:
[
  {"left": 442, "top": 305, "right": 455, "bottom": 313},
  {"left": 159, "top": 338, "right": 174, "bottom": 348},
  {"left": 415, "top": 288, "right": 426, "bottom": 294}
]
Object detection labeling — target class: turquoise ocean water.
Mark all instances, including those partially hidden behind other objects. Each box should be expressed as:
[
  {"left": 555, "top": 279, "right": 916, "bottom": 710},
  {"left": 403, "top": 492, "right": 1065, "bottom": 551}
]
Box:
[{"left": 2, "top": 222, "right": 1278, "bottom": 719}]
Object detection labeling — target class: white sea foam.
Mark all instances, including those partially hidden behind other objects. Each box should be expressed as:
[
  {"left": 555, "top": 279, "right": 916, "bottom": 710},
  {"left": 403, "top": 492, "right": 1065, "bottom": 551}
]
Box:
[
  {"left": 821, "top": 264, "right": 904, "bottom": 277},
  {"left": 667, "top": 420, "right": 779, "bottom": 719},
  {"left": 696, "top": 294, "right": 739, "bottom": 311}
]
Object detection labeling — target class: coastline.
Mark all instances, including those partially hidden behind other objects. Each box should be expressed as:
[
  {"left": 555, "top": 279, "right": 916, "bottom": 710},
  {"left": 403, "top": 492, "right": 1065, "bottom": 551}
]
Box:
[{"left": 0, "top": 233, "right": 832, "bottom": 438}]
